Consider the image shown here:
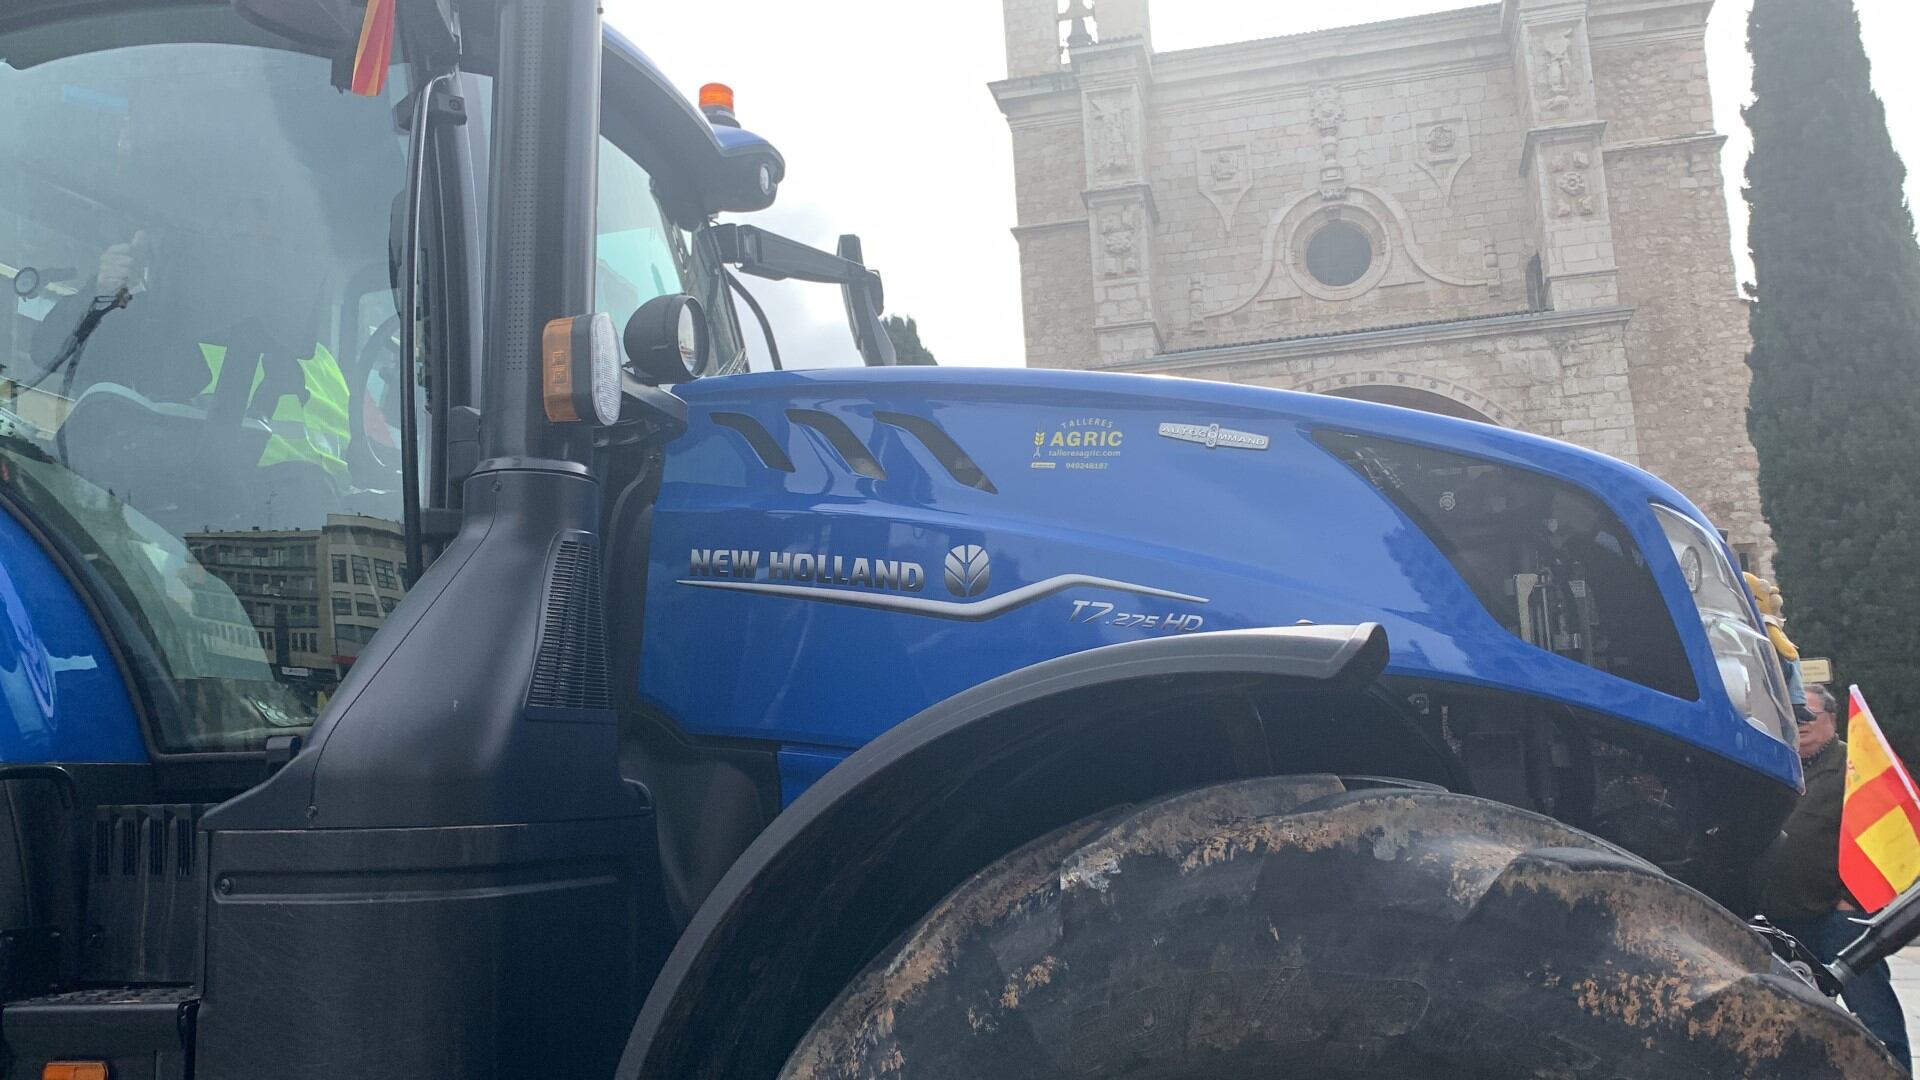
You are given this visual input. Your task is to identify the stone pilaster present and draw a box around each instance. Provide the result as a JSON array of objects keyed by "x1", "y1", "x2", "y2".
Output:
[
  {"x1": 1506, "y1": 0, "x2": 1619, "y2": 310},
  {"x1": 1073, "y1": 35, "x2": 1161, "y2": 367},
  {"x1": 1589, "y1": 0, "x2": 1773, "y2": 570}
]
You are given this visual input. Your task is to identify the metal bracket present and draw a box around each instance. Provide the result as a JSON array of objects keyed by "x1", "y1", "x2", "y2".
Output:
[
  {"x1": 1749, "y1": 915, "x2": 1845, "y2": 997},
  {"x1": 1831, "y1": 885, "x2": 1920, "y2": 988}
]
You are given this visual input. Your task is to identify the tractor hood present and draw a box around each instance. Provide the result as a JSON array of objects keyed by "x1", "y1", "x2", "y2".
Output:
[{"x1": 636, "y1": 367, "x2": 1800, "y2": 790}]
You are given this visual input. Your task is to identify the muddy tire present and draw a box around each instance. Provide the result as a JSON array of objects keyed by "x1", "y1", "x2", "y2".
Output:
[{"x1": 779, "y1": 775, "x2": 1901, "y2": 1079}]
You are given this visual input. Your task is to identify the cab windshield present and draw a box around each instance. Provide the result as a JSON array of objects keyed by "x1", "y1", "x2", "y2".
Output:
[{"x1": 0, "y1": 7, "x2": 421, "y2": 752}]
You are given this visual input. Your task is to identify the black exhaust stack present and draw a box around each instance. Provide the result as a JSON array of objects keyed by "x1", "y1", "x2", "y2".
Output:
[{"x1": 195, "y1": 1, "x2": 651, "y2": 1076}]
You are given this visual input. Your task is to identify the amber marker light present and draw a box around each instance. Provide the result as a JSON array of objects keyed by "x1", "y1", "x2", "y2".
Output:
[
  {"x1": 43, "y1": 1064, "x2": 109, "y2": 1080},
  {"x1": 542, "y1": 318, "x2": 578, "y2": 423},
  {"x1": 699, "y1": 82, "x2": 738, "y2": 126},
  {"x1": 542, "y1": 314, "x2": 620, "y2": 426}
]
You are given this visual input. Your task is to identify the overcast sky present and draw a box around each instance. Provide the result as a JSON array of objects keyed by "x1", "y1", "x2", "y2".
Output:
[{"x1": 604, "y1": 0, "x2": 1920, "y2": 371}]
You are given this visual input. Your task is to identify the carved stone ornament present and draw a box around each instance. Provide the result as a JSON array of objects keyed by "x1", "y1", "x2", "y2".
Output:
[
  {"x1": 1099, "y1": 205, "x2": 1140, "y2": 277},
  {"x1": 1538, "y1": 28, "x2": 1579, "y2": 115},
  {"x1": 1188, "y1": 274, "x2": 1206, "y2": 330},
  {"x1": 1199, "y1": 143, "x2": 1252, "y2": 232},
  {"x1": 1209, "y1": 148, "x2": 1241, "y2": 184},
  {"x1": 1414, "y1": 117, "x2": 1472, "y2": 203},
  {"x1": 1311, "y1": 85, "x2": 1348, "y2": 201},
  {"x1": 1551, "y1": 151, "x2": 1595, "y2": 217},
  {"x1": 1197, "y1": 187, "x2": 1491, "y2": 323},
  {"x1": 1309, "y1": 85, "x2": 1345, "y2": 132},
  {"x1": 1091, "y1": 97, "x2": 1134, "y2": 180}
]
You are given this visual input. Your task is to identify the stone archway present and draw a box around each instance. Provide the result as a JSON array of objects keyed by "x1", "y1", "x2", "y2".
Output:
[
  {"x1": 1322, "y1": 383, "x2": 1500, "y2": 425},
  {"x1": 1293, "y1": 369, "x2": 1516, "y2": 427}
]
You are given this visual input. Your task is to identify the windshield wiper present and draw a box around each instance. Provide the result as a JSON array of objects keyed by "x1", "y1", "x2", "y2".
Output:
[
  {"x1": 23, "y1": 285, "x2": 131, "y2": 396},
  {"x1": 24, "y1": 286, "x2": 133, "y2": 465}
]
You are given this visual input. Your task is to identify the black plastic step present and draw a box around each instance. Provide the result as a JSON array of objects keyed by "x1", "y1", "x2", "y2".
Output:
[
  {"x1": 3, "y1": 985, "x2": 196, "y2": 1080},
  {"x1": 11, "y1": 984, "x2": 196, "y2": 1006},
  {"x1": 84, "y1": 804, "x2": 209, "y2": 983}
]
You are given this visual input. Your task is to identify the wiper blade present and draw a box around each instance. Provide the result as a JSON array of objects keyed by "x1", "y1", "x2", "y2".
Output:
[{"x1": 22, "y1": 285, "x2": 132, "y2": 394}]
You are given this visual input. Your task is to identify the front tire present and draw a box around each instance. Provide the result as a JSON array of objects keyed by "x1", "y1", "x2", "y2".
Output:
[{"x1": 780, "y1": 775, "x2": 1901, "y2": 1079}]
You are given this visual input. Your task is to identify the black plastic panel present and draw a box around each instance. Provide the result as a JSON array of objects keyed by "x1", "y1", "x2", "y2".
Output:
[
  {"x1": 203, "y1": 467, "x2": 635, "y2": 832},
  {"x1": 81, "y1": 804, "x2": 206, "y2": 985},
  {"x1": 198, "y1": 815, "x2": 654, "y2": 1080}
]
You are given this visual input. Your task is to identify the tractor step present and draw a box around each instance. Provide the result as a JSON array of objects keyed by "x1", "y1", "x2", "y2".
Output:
[{"x1": 2, "y1": 985, "x2": 197, "y2": 1080}]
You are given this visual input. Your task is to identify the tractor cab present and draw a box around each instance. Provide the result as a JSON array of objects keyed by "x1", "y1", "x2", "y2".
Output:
[
  {"x1": 0, "y1": 1, "x2": 798, "y2": 765},
  {"x1": 0, "y1": 2, "x2": 872, "y2": 1071}
]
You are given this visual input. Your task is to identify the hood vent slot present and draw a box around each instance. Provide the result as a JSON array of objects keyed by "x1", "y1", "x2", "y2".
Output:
[
  {"x1": 873, "y1": 411, "x2": 998, "y2": 494},
  {"x1": 786, "y1": 409, "x2": 886, "y2": 480},
  {"x1": 711, "y1": 412, "x2": 795, "y2": 472}
]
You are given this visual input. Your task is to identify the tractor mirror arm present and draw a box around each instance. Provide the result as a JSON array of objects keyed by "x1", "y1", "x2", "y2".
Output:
[
  {"x1": 1831, "y1": 883, "x2": 1920, "y2": 986},
  {"x1": 706, "y1": 223, "x2": 896, "y2": 367}
]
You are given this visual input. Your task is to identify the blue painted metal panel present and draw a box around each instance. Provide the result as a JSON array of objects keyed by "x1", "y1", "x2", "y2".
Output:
[
  {"x1": 637, "y1": 367, "x2": 1799, "y2": 792},
  {"x1": 0, "y1": 508, "x2": 143, "y2": 763},
  {"x1": 776, "y1": 746, "x2": 849, "y2": 808},
  {"x1": 710, "y1": 125, "x2": 777, "y2": 156},
  {"x1": 602, "y1": 25, "x2": 670, "y2": 94},
  {"x1": 601, "y1": 25, "x2": 780, "y2": 162}
]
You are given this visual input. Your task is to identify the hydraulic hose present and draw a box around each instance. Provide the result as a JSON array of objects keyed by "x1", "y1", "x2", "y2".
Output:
[{"x1": 726, "y1": 268, "x2": 781, "y2": 371}]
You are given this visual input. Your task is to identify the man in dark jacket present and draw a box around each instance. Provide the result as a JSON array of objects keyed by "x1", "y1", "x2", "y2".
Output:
[{"x1": 1758, "y1": 683, "x2": 1911, "y2": 1069}]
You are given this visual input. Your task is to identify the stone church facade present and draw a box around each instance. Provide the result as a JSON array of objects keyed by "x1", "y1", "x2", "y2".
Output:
[{"x1": 992, "y1": 0, "x2": 1771, "y2": 567}]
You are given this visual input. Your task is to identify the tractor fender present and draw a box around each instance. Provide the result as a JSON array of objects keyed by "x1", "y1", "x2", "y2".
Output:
[{"x1": 617, "y1": 623, "x2": 1396, "y2": 1080}]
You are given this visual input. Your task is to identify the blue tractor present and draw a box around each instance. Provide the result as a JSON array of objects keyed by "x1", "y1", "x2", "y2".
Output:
[{"x1": 0, "y1": 0, "x2": 1911, "y2": 1077}]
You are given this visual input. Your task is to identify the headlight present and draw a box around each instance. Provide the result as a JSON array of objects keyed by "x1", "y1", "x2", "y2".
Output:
[
  {"x1": 1678, "y1": 545, "x2": 1703, "y2": 594},
  {"x1": 1652, "y1": 505, "x2": 1795, "y2": 744}
]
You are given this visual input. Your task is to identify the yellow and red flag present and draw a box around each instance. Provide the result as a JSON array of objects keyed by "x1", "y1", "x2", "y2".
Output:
[
  {"x1": 1840, "y1": 685, "x2": 1920, "y2": 911},
  {"x1": 349, "y1": 0, "x2": 397, "y2": 98}
]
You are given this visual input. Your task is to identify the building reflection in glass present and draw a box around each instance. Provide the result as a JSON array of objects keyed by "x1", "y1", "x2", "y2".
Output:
[{"x1": 186, "y1": 514, "x2": 406, "y2": 703}]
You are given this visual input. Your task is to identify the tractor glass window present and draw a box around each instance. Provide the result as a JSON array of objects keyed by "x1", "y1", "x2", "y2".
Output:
[
  {"x1": 464, "y1": 78, "x2": 747, "y2": 376},
  {"x1": 0, "y1": 8, "x2": 423, "y2": 751},
  {"x1": 1317, "y1": 432, "x2": 1697, "y2": 700},
  {"x1": 594, "y1": 138, "x2": 745, "y2": 376},
  {"x1": 597, "y1": 139, "x2": 684, "y2": 344}
]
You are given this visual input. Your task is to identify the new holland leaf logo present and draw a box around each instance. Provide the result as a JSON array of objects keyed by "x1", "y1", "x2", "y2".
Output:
[{"x1": 944, "y1": 545, "x2": 991, "y2": 598}]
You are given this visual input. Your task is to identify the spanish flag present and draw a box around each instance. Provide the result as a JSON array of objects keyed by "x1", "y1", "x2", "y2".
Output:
[
  {"x1": 349, "y1": 0, "x2": 396, "y2": 98},
  {"x1": 1840, "y1": 686, "x2": 1920, "y2": 912}
]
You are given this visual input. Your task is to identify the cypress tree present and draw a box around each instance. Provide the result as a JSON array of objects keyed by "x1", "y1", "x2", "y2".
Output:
[
  {"x1": 1746, "y1": 0, "x2": 1920, "y2": 749},
  {"x1": 883, "y1": 315, "x2": 938, "y2": 366}
]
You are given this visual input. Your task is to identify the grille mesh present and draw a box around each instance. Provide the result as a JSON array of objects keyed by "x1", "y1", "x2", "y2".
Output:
[{"x1": 527, "y1": 536, "x2": 611, "y2": 711}]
